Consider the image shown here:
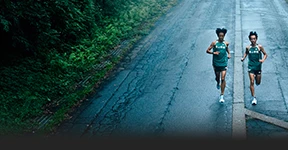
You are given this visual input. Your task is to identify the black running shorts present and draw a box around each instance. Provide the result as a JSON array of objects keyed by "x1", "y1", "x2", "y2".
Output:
[{"x1": 213, "y1": 66, "x2": 227, "y2": 72}]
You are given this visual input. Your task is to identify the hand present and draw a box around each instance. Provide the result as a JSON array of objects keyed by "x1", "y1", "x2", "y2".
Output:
[
  {"x1": 227, "y1": 54, "x2": 231, "y2": 59},
  {"x1": 259, "y1": 59, "x2": 265, "y2": 63},
  {"x1": 214, "y1": 51, "x2": 220, "y2": 55},
  {"x1": 241, "y1": 58, "x2": 244, "y2": 62}
]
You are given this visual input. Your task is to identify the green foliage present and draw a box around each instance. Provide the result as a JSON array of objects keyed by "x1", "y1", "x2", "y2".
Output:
[{"x1": 0, "y1": 0, "x2": 179, "y2": 135}]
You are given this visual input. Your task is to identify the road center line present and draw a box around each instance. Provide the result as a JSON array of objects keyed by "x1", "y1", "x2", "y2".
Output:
[{"x1": 232, "y1": 0, "x2": 246, "y2": 139}]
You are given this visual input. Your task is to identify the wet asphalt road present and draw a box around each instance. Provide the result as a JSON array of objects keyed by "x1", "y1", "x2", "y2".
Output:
[
  {"x1": 242, "y1": 0, "x2": 288, "y2": 139},
  {"x1": 51, "y1": 0, "x2": 288, "y2": 139}
]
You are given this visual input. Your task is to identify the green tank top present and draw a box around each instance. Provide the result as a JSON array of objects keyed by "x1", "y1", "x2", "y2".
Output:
[
  {"x1": 248, "y1": 45, "x2": 262, "y2": 71},
  {"x1": 212, "y1": 40, "x2": 228, "y2": 67}
]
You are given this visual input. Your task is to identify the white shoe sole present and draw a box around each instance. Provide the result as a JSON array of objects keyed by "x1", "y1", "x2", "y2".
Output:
[{"x1": 252, "y1": 100, "x2": 257, "y2": 105}]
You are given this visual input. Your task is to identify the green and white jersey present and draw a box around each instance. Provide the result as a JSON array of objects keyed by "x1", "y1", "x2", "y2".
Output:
[
  {"x1": 212, "y1": 40, "x2": 228, "y2": 67},
  {"x1": 248, "y1": 44, "x2": 262, "y2": 71}
]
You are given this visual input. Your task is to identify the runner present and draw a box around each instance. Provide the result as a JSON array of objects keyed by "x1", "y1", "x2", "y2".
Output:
[
  {"x1": 241, "y1": 31, "x2": 267, "y2": 105},
  {"x1": 206, "y1": 28, "x2": 231, "y2": 103}
]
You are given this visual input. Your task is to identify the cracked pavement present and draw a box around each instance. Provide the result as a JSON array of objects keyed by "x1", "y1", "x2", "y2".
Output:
[{"x1": 49, "y1": 0, "x2": 288, "y2": 139}]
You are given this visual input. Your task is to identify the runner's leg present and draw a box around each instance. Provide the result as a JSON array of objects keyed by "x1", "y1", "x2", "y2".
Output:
[
  {"x1": 214, "y1": 69, "x2": 220, "y2": 84},
  {"x1": 255, "y1": 72, "x2": 261, "y2": 85},
  {"x1": 249, "y1": 72, "x2": 255, "y2": 97},
  {"x1": 220, "y1": 70, "x2": 227, "y2": 95},
  {"x1": 214, "y1": 67, "x2": 220, "y2": 89}
]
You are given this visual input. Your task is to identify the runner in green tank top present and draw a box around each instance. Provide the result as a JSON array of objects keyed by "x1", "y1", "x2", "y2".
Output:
[
  {"x1": 206, "y1": 28, "x2": 231, "y2": 103},
  {"x1": 241, "y1": 31, "x2": 267, "y2": 105}
]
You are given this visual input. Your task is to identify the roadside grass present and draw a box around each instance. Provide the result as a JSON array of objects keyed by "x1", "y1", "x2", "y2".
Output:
[{"x1": 0, "y1": 0, "x2": 179, "y2": 136}]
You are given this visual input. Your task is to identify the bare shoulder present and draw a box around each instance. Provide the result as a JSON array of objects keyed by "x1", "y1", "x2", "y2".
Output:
[
  {"x1": 245, "y1": 45, "x2": 250, "y2": 50},
  {"x1": 257, "y1": 44, "x2": 264, "y2": 48},
  {"x1": 224, "y1": 41, "x2": 229, "y2": 46}
]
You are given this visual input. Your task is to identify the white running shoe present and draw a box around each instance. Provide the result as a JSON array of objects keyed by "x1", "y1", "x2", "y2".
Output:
[
  {"x1": 219, "y1": 95, "x2": 224, "y2": 103},
  {"x1": 252, "y1": 97, "x2": 257, "y2": 105}
]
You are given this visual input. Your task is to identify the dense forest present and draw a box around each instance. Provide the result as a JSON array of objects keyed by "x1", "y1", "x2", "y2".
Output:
[{"x1": 0, "y1": 0, "x2": 178, "y2": 135}]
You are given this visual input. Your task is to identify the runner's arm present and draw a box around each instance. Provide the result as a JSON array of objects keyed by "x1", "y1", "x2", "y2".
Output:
[
  {"x1": 206, "y1": 41, "x2": 218, "y2": 55},
  {"x1": 241, "y1": 46, "x2": 249, "y2": 62},
  {"x1": 259, "y1": 44, "x2": 267, "y2": 63},
  {"x1": 225, "y1": 41, "x2": 231, "y2": 59}
]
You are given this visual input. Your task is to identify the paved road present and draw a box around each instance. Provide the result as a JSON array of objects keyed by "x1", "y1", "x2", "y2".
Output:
[
  {"x1": 242, "y1": 0, "x2": 288, "y2": 139},
  {"x1": 49, "y1": 0, "x2": 288, "y2": 140}
]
